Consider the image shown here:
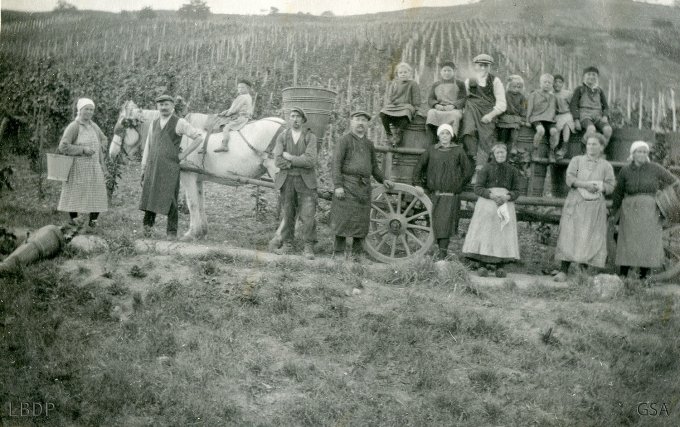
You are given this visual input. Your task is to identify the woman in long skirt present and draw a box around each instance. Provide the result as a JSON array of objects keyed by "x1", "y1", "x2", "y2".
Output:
[
  {"x1": 462, "y1": 143, "x2": 521, "y2": 277},
  {"x1": 412, "y1": 124, "x2": 473, "y2": 260},
  {"x1": 57, "y1": 98, "x2": 109, "y2": 228},
  {"x1": 611, "y1": 141, "x2": 679, "y2": 279},
  {"x1": 553, "y1": 133, "x2": 615, "y2": 282}
]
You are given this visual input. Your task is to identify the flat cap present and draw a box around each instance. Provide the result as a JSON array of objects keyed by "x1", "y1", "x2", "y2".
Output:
[
  {"x1": 155, "y1": 94, "x2": 175, "y2": 104},
  {"x1": 237, "y1": 78, "x2": 253, "y2": 87},
  {"x1": 350, "y1": 110, "x2": 372, "y2": 120},
  {"x1": 289, "y1": 106, "x2": 307, "y2": 122},
  {"x1": 473, "y1": 54, "x2": 494, "y2": 65},
  {"x1": 583, "y1": 66, "x2": 599, "y2": 75}
]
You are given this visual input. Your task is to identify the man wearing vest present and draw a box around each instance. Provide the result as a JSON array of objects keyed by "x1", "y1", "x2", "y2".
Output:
[
  {"x1": 140, "y1": 94, "x2": 204, "y2": 239},
  {"x1": 272, "y1": 107, "x2": 318, "y2": 259},
  {"x1": 460, "y1": 54, "x2": 507, "y2": 180}
]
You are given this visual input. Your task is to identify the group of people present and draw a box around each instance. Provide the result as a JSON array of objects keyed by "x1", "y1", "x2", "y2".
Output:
[
  {"x1": 55, "y1": 52, "x2": 677, "y2": 281},
  {"x1": 380, "y1": 55, "x2": 614, "y2": 173}
]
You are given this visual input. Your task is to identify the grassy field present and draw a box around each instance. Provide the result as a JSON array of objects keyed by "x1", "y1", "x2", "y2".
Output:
[{"x1": 1, "y1": 156, "x2": 680, "y2": 426}]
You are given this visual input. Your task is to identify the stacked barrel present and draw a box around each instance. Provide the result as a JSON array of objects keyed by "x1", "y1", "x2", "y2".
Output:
[{"x1": 281, "y1": 87, "x2": 337, "y2": 140}]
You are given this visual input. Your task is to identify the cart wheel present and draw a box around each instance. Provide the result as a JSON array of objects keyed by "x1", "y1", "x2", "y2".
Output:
[
  {"x1": 364, "y1": 182, "x2": 434, "y2": 263},
  {"x1": 651, "y1": 224, "x2": 680, "y2": 281}
]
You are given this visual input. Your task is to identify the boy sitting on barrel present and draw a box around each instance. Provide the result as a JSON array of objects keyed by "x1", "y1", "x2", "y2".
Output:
[{"x1": 570, "y1": 66, "x2": 613, "y2": 146}]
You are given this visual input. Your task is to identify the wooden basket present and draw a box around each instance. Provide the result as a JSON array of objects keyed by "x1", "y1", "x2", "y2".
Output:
[{"x1": 46, "y1": 153, "x2": 74, "y2": 181}]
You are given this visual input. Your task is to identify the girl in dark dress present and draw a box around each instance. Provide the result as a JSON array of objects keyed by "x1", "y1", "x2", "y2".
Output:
[{"x1": 413, "y1": 124, "x2": 473, "y2": 260}]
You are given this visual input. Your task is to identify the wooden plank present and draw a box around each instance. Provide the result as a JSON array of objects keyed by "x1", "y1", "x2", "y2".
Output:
[
  {"x1": 459, "y1": 191, "x2": 614, "y2": 209},
  {"x1": 181, "y1": 165, "x2": 276, "y2": 188},
  {"x1": 180, "y1": 164, "x2": 333, "y2": 200}
]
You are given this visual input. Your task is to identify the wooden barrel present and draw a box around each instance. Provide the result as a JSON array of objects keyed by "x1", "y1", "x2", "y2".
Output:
[
  {"x1": 518, "y1": 126, "x2": 550, "y2": 197},
  {"x1": 550, "y1": 164, "x2": 569, "y2": 198},
  {"x1": 517, "y1": 175, "x2": 529, "y2": 196},
  {"x1": 665, "y1": 132, "x2": 680, "y2": 164},
  {"x1": 0, "y1": 225, "x2": 63, "y2": 272},
  {"x1": 566, "y1": 129, "x2": 585, "y2": 159},
  {"x1": 282, "y1": 87, "x2": 337, "y2": 139},
  {"x1": 657, "y1": 181, "x2": 680, "y2": 223},
  {"x1": 391, "y1": 115, "x2": 430, "y2": 184},
  {"x1": 605, "y1": 127, "x2": 655, "y2": 162}
]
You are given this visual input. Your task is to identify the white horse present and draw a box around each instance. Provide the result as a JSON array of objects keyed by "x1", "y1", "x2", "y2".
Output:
[
  {"x1": 109, "y1": 100, "x2": 158, "y2": 160},
  {"x1": 110, "y1": 102, "x2": 284, "y2": 241}
]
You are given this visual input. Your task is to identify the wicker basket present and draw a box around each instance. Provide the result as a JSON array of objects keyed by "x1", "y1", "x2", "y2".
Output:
[{"x1": 46, "y1": 153, "x2": 74, "y2": 181}]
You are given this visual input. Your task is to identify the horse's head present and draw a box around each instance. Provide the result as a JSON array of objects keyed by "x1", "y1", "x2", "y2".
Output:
[{"x1": 109, "y1": 100, "x2": 146, "y2": 158}]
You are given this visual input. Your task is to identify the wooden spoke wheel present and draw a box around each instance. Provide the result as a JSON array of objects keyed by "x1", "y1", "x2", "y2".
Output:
[
  {"x1": 651, "y1": 224, "x2": 680, "y2": 281},
  {"x1": 364, "y1": 183, "x2": 434, "y2": 263}
]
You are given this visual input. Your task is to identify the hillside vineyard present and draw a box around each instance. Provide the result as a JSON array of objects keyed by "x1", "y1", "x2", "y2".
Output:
[{"x1": 1, "y1": 10, "x2": 679, "y2": 148}]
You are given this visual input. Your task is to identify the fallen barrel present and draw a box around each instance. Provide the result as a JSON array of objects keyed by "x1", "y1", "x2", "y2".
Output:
[{"x1": 0, "y1": 225, "x2": 64, "y2": 272}]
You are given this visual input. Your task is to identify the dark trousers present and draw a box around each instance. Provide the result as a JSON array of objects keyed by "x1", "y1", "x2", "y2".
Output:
[
  {"x1": 334, "y1": 236, "x2": 364, "y2": 254},
  {"x1": 280, "y1": 176, "x2": 317, "y2": 244},
  {"x1": 143, "y1": 203, "x2": 178, "y2": 236},
  {"x1": 69, "y1": 212, "x2": 99, "y2": 221},
  {"x1": 619, "y1": 265, "x2": 650, "y2": 279},
  {"x1": 379, "y1": 113, "x2": 410, "y2": 136}
]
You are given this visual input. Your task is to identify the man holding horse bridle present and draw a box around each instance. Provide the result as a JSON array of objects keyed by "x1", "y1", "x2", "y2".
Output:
[{"x1": 140, "y1": 94, "x2": 205, "y2": 239}]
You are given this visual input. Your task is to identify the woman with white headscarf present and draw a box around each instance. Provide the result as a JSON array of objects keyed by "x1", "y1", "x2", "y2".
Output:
[
  {"x1": 462, "y1": 143, "x2": 521, "y2": 278},
  {"x1": 413, "y1": 124, "x2": 473, "y2": 260},
  {"x1": 57, "y1": 98, "x2": 109, "y2": 228},
  {"x1": 611, "y1": 141, "x2": 678, "y2": 279}
]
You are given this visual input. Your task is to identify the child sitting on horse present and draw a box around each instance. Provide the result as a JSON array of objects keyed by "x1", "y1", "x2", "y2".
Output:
[
  {"x1": 380, "y1": 62, "x2": 421, "y2": 147},
  {"x1": 214, "y1": 78, "x2": 254, "y2": 153}
]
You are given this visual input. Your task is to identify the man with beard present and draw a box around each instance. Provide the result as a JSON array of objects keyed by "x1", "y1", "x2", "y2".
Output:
[
  {"x1": 140, "y1": 94, "x2": 205, "y2": 239},
  {"x1": 460, "y1": 54, "x2": 507, "y2": 180},
  {"x1": 331, "y1": 111, "x2": 394, "y2": 261}
]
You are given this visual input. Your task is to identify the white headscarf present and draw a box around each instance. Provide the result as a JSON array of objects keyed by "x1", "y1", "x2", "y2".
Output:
[
  {"x1": 77, "y1": 98, "x2": 95, "y2": 112},
  {"x1": 437, "y1": 124, "x2": 454, "y2": 138},
  {"x1": 628, "y1": 140, "x2": 650, "y2": 162}
]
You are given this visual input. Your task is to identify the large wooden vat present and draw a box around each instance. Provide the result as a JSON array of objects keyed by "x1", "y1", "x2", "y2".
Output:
[
  {"x1": 281, "y1": 87, "x2": 337, "y2": 140},
  {"x1": 390, "y1": 115, "x2": 431, "y2": 184}
]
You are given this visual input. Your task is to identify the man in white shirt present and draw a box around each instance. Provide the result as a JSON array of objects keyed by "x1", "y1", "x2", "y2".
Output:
[{"x1": 460, "y1": 54, "x2": 507, "y2": 175}]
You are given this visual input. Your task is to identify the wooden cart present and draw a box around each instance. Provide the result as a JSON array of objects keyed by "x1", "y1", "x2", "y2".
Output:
[{"x1": 363, "y1": 116, "x2": 680, "y2": 281}]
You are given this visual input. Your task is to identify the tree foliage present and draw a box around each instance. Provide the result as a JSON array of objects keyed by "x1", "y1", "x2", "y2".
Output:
[
  {"x1": 53, "y1": 0, "x2": 77, "y2": 13},
  {"x1": 138, "y1": 6, "x2": 156, "y2": 20},
  {"x1": 177, "y1": 0, "x2": 211, "y2": 20}
]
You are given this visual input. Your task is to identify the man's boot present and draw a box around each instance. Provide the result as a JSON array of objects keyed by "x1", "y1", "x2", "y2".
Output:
[
  {"x1": 274, "y1": 242, "x2": 293, "y2": 255},
  {"x1": 303, "y1": 244, "x2": 315, "y2": 260}
]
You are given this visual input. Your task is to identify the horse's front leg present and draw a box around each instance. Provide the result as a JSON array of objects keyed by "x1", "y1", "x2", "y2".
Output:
[{"x1": 179, "y1": 171, "x2": 203, "y2": 241}]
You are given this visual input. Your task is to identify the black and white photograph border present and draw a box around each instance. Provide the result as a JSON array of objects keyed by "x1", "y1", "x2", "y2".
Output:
[{"x1": 1, "y1": 0, "x2": 679, "y2": 425}]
